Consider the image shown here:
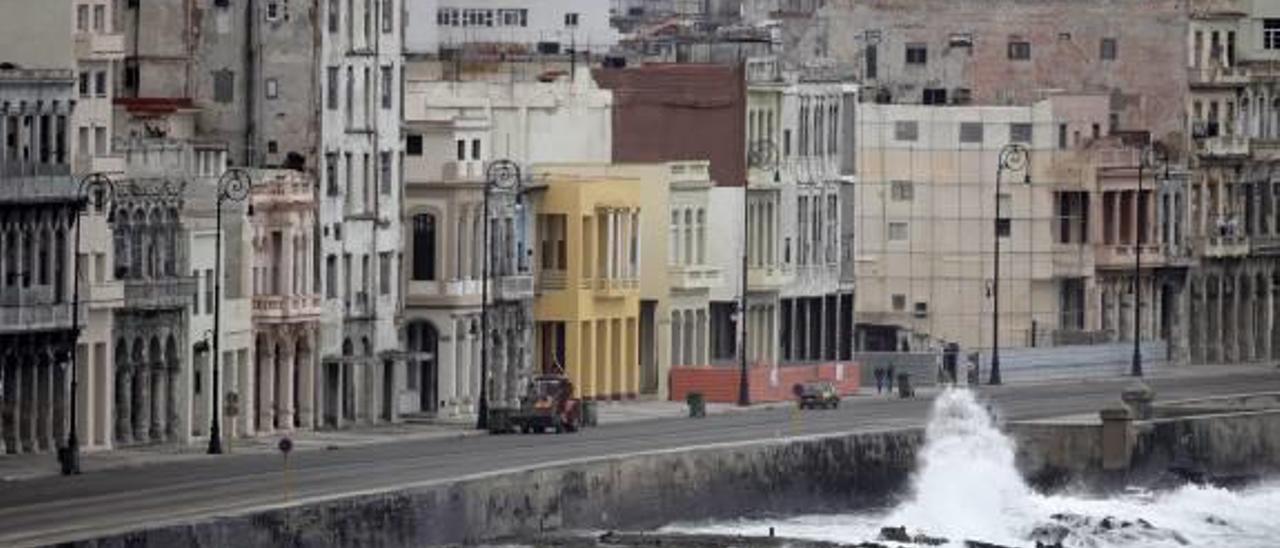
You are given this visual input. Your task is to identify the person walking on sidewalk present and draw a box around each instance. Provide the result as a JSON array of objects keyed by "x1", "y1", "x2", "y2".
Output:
[
  {"x1": 886, "y1": 364, "x2": 896, "y2": 394},
  {"x1": 874, "y1": 367, "x2": 885, "y2": 394}
]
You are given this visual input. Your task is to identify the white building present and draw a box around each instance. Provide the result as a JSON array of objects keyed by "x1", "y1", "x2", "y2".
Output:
[
  {"x1": 405, "y1": 0, "x2": 618, "y2": 56},
  {"x1": 401, "y1": 66, "x2": 612, "y2": 418},
  {"x1": 317, "y1": 0, "x2": 404, "y2": 427}
]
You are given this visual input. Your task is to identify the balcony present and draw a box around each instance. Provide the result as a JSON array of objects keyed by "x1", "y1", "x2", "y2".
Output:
[
  {"x1": 1251, "y1": 139, "x2": 1280, "y2": 162},
  {"x1": 537, "y1": 270, "x2": 567, "y2": 292},
  {"x1": 1252, "y1": 235, "x2": 1280, "y2": 256},
  {"x1": 494, "y1": 274, "x2": 534, "y2": 301},
  {"x1": 345, "y1": 291, "x2": 374, "y2": 320},
  {"x1": 1095, "y1": 244, "x2": 1167, "y2": 269},
  {"x1": 0, "y1": 301, "x2": 84, "y2": 335},
  {"x1": 73, "y1": 32, "x2": 125, "y2": 61},
  {"x1": 442, "y1": 160, "x2": 485, "y2": 182},
  {"x1": 668, "y1": 264, "x2": 723, "y2": 290},
  {"x1": 252, "y1": 178, "x2": 313, "y2": 209},
  {"x1": 747, "y1": 265, "x2": 792, "y2": 290},
  {"x1": 1202, "y1": 234, "x2": 1250, "y2": 258},
  {"x1": 593, "y1": 278, "x2": 639, "y2": 298},
  {"x1": 253, "y1": 294, "x2": 322, "y2": 322},
  {"x1": 122, "y1": 276, "x2": 197, "y2": 310},
  {"x1": 1187, "y1": 61, "x2": 1249, "y2": 89},
  {"x1": 1197, "y1": 135, "x2": 1250, "y2": 158}
]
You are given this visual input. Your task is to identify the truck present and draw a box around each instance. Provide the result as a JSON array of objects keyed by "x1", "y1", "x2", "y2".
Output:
[{"x1": 487, "y1": 375, "x2": 583, "y2": 434}]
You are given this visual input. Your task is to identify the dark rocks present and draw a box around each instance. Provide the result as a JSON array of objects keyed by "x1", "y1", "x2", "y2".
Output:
[{"x1": 876, "y1": 526, "x2": 946, "y2": 545}]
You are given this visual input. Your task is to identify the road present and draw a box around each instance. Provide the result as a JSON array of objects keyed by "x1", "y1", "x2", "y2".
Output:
[{"x1": 1, "y1": 369, "x2": 1278, "y2": 547}]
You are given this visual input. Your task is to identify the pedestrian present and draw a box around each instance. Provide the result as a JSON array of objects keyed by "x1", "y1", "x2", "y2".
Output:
[
  {"x1": 886, "y1": 364, "x2": 896, "y2": 394},
  {"x1": 874, "y1": 367, "x2": 885, "y2": 394}
]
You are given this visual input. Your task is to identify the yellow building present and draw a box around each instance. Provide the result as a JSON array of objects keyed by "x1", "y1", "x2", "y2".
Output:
[{"x1": 532, "y1": 166, "x2": 645, "y2": 400}]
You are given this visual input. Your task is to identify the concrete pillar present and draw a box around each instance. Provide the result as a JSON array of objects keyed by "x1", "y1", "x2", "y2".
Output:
[
  {"x1": 18, "y1": 359, "x2": 32, "y2": 453},
  {"x1": 133, "y1": 366, "x2": 149, "y2": 443},
  {"x1": 116, "y1": 368, "x2": 131, "y2": 443},
  {"x1": 600, "y1": 318, "x2": 613, "y2": 398},
  {"x1": 1100, "y1": 407, "x2": 1133, "y2": 471},
  {"x1": 258, "y1": 343, "x2": 275, "y2": 432},
  {"x1": 157, "y1": 361, "x2": 171, "y2": 441},
  {"x1": 1, "y1": 359, "x2": 13, "y2": 454},
  {"x1": 278, "y1": 341, "x2": 295, "y2": 430},
  {"x1": 37, "y1": 358, "x2": 53, "y2": 452},
  {"x1": 298, "y1": 339, "x2": 314, "y2": 429},
  {"x1": 470, "y1": 323, "x2": 481, "y2": 411}
]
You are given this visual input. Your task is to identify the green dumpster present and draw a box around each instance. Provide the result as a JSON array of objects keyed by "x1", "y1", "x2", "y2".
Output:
[
  {"x1": 580, "y1": 400, "x2": 598, "y2": 427},
  {"x1": 687, "y1": 392, "x2": 706, "y2": 418}
]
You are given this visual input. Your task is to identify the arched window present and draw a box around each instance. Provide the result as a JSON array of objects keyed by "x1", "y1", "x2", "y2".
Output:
[{"x1": 412, "y1": 212, "x2": 437, "y2": 281}]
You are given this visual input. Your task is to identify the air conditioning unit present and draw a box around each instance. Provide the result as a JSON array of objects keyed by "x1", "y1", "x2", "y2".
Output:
[{"x1": 913, "y1": 302, "x2": 929, "y2": 318}]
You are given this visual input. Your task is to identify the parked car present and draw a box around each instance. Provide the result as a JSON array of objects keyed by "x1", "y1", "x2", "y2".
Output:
[{"x1": 794, "y1": 381, "x2": 840, "y2": 410}]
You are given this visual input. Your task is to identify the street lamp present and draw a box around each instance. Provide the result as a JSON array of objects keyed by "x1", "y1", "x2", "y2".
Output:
[
  {"x1": 61, "y1": 172, "x2": 117, "y2": 475},
  {"x1": 1133, "y1": 142, "x2": 1168, "y2": 378},
  {"x1": 741, "y1": 140, "x2": 778, "y2": 407},
  {"x1": 990, "y1": 143, "x2": 1030, "y2": 386},
  {"x1": 208, "y1": 168, "x2": 253, "y2": 454},
  {"x1": 478, "y1": 159, "x2": 522, "y2": 430}
]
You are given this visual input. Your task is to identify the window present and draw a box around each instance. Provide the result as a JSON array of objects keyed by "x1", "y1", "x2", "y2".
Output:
[
  {"x1": 265, "y1": 78, "x2": 278, "y2": 99},
  {"x1": 949, "y1": 33, "x2": 973, "y2": 49},
  {"x1": 380, "y1": 152, "x2": 392, "y2": 194},
  {"x1": 94, "y1": 71, "x2": 107, "y2": 97},
  {"x1": 267, "y1": 140, "x2": 278, "y2": 154},
  {"x1": 94, "y1": 127, "x2": 106, "y2": 155},
  {"x1": 1100, "y1": 38, "x2": 1117, "y2": 60},
  {"x1": 865, "y1": 43, "x2": 878, "y2": 79},
  {"x1": 205, "y1": 269, "x2": 214, "y2": 311},
  {"x1": 380, "y1": 65, "x2": 392, "y2": 109},
  {"x1": 406, "y1": 134, "x2": 423, "y2": 156},
  {"x1": 379, "y1": 252, "x2": 391, "y2": 295},
  {"x1": 471, "y1": 139, "x2": 481, "y2": 160},
  {"x1": 326, "y1": 67, "x2": 338, "y2": 110},
  {"x1": 328, "y1": 0, "x2": 339, "y2": 32},
  {"x1": 1008, "y1": 41, "x2": 1031, "y2": 60},
  {"x1": 1092, "y1": 123, "x2": 1101, "y2": 139},
  {"x1": 892, "y1": 294, "x2": 906, "y2": 311},
  {"x1": 77, "y1": 4, "x2": 89, "y2": 31},
  {"x1": 79, "y1": 72, "x2": 90, "y2": 97},
  {"x1": 455, "y1": 139, "x2": 466, "y2": 161},
  {"x1": 922, "y1": 88, "x2": 947, "y2": 105},
  {"x1": 783, "y1": 129, "x2": 792, "y2": 157},
  {"x1": 1010, "y1": 123, "x2": 1033, "y2": 143},
  {"x1": 412, "y1": 214, "x2": 436, "y2": 281},
  {"x1": 499, "y1": 9, "x2": 527, "y2": 27},
  {"x1": 93, "y1": 4, "x2": 105, "y2": 32},
  {"x1": 213, "y1": 70, "x2": 235, "y2": 104},
  {"x1": 1058, "y1": 123, "x2": 1068, "y2": 149},
  {"x1": 905, "y1": 43, "x2": 927, "y2": 65},
  {"x1": 1267, "y1": 20, "x2": 1280, "y2": 50},
  {"x1": 894, "y1": 120, "x2": 918, "y2": 141},
  {"x1": 891, "y1": 181, "x2": 914, "y2": 201},
  {"x1": 326, "y1": 153, "x2": 338, "y2": 195},
  {"x1": 959, "y1": 122, "x2": 984, "y2": 143},
  {"x1": 564, "y1": 12, "x2": 579, "y2": 27},
  {"x1": 326, "y1": 255, "x2": 337, "y2": 298},
  {"x1": 381, "y1": 0, "x2": 393, "y2": 33},
  {"x1": 266, "y1": 1, "x2": 280, "y2": 21},
  {"x1": 888, "y1": 222, "x2": 908, "y2": 241},
  {"x1": 192, "y1": 270, "x2": 201, "y2": 315}
]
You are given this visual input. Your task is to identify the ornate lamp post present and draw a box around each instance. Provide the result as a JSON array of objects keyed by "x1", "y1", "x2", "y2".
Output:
[
  {"x1": 990, "y1": 144, "x2": 1030, "y2": 386},
  {"x1": 61, "y1": 172, "x2": 117, "y2": 475},
  {"x1": 1133, "y1": 143, "x2": 1168, "y2": 378},
  {"x1": 208, "y1": 168, "x2": 253, "y2": 454},
  {"x1": 478, "y1": 160, "x2": 522, "y2": 430}
]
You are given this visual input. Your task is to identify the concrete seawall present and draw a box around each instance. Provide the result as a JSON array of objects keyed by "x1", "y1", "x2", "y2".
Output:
[
  {"x1": 70, "y1": 393, "x2": 1280, "y2": 548},
  {"x1": 77, "y1": 429, "x2": 924, "y2": 547}
]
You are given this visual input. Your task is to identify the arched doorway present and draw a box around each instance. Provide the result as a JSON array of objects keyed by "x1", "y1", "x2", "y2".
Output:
[{"x1": 407, "y1": 321, "x2": 438, "y2": 414}]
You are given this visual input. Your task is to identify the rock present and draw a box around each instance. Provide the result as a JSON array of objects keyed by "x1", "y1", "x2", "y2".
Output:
[
  {"x1": 963, "y1": 541, "x2": 1019, "y2": 548},
  {"x1": 911, "y1": 532, "x2": 947, "y2": 546},
  {"x1": 878, "y1": 526, "x2": 911, "y2": 543}
]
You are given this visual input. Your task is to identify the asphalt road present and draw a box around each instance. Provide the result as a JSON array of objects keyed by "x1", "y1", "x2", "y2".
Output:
[{"x1": 2, "y1": 369, "x2": 1279, "y2": 547}]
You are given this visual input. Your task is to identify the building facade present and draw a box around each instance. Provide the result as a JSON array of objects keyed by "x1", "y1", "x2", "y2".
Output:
[{"x1": 406, "y1": 0, "x2": 619, "y2": 56}]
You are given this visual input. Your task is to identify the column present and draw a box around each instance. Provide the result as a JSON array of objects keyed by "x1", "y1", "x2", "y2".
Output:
[
  {"x1": 116, "y1": 366, "x2": 131, "y2": 443},
  {"x1": 133, "y1": 365, "x2": 149, "y2": 443},
  {"x1": 37, "y1": 357, "x2": 52, "y2": 451},
  {"x1": 278, "y1": 341, "x2": 295, "y2": 430},
  {"x1": 299, "y1": 337, "x2": 315, "y2": 429},
  {"x1": 258, "y1": 343, "x2": 275, "y2": 433},
  {"x1": 599, "y1": 319, "x2": 612, "y2": 398},
  {"x1": 612, "y1": 318, "x2": 624, "y2": 399},
  {"x1": 150, "y1": 360, "x2": 166, "y2": 441},
  {"x1": 580, "y1": 321, "x2": 595, "y2": 398},
  {"x1": 2, "y1": 358, "x2": 14, "y2": 453},
  {"x1": 696, "y1": 309, "x2": 707, "y2": 366},
  {"x1": 18, "y1": 358, "x2": 31, "y2": 452},
  {"x1": 470, "y1": 323, "x2": 481, "y2": 413},
  {"x1": 454, "y1": 321, "x2": 467, "y2": 411}
]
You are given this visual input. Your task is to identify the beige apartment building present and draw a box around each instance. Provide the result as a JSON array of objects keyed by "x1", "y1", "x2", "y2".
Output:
[{"x1": 854, "y1": 96, "x2": 1124, "y2": 353}]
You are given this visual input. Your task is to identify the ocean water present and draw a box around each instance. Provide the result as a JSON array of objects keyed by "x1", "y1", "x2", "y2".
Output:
[{"x1": 665, "y1": 389, "x2": 1280, "y2": 547}]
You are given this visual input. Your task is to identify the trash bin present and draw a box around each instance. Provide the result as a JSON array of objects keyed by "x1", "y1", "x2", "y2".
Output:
[
  {"x1": 897, "y1": 373, "x2": 914, "y2": 398},
  {"x1": 687, "y1": 392, "x2": 706, "y2": 418},
  {"x1": 580, "y1": 400, "x2": 598, "y2": 427}
]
